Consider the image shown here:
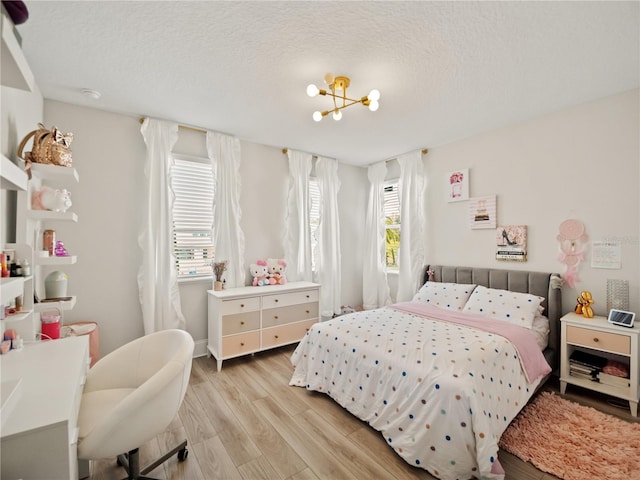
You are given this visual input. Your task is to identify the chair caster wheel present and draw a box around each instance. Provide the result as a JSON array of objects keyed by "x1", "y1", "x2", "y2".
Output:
[{"x1": 178, "y1": 447, "x2": 188, "y2": 462}]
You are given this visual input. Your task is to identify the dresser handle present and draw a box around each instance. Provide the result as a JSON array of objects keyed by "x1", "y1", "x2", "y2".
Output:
[
  {"x1": 593, "y1": 337, "x2": 599, "y2": 343},
  {"x1": 240, "y1": 304, "x2": 244, "y2": 308},
  {"x1": 306, "y1": 310, "x2": 310, "y2": 314},
  {"x1": 240, "y1": 342, "x2": 245, "y2": 347},
  {"x1": 274, "y1": 335, "x2": 279, "y2": 339},
  {"x1": 306, "y1": 294, "x2": 310, "y2": 298},
  {"x1": 275, "y1": 299, "x2": 279, "y2": 303},
  {"x1": 240, "y1": 321, "x2": 245, "y2": 325},
  {"x1": 274, "y1": 315, "x2": 278, "y2": 320}
]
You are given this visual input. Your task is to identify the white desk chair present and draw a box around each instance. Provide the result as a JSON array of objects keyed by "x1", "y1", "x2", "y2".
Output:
[{"x1": 77, "y1": 329, "x2": 194, "y2": 480}]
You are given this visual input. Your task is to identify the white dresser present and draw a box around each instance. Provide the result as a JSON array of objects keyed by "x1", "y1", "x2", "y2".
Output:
[
  {"x1": 207, "y1": 281, "x2": 320, "y2": 370},
  {"x1": 1, "y1": 336, "x2": 90, "y2": 479}
]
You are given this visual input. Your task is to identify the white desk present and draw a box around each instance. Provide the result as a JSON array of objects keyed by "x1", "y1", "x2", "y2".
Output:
[{"x1": 1, "y1": 336, "x2": 90, "y2": 480}]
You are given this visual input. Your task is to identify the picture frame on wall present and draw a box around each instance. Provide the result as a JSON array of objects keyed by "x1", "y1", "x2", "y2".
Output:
[
  {"x1": 496, "y1": 225, "x2": 527, "y2": 261},
  {"x1": 447, "y1": 169, "x2": 469, "y2": 202},
  {"x1": 468, "y1": 195, "x2": 496, "y2": 229}
]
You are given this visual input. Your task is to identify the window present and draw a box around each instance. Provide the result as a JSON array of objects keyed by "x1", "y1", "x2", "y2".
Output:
[
  {"x1": 384, "y1": 180, "x2": 400, "y2": 269},
  {"x1": 309, "y1": 177, "x2": 321, "y2": 271},
  {"x1": 171, "y1": 155, "x2": 215, "y2": 279}
]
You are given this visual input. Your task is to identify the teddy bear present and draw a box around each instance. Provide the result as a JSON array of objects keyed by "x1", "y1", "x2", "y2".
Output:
[
  {"x1": 266, "y1": 258, "x2": 287, "y2": 285},
  {"x1": 250, "y1": 260, "x2": 269, "y2": 286}
]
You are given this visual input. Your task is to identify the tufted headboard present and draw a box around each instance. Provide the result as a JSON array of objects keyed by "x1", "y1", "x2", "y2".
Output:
[{"x1": 423, "y1": 265, "x2": 562, "y2": 373}]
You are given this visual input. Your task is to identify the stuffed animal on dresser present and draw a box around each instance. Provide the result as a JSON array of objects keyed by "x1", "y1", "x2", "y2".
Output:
[
  {"x1": 266, "y1": 258, "x2": 287, "y2": 285},
  {"x1": 250, "y1": 260, "x2": 269, "y2": 286}
]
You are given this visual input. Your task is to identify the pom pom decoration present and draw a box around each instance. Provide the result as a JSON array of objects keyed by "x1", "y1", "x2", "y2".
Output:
[{"x1": 557, "y1": 219, "x2": 588, "y2": 288}]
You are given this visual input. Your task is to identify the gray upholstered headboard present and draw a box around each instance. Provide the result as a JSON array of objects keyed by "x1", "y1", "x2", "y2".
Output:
[{"x1": 423, "y1": 265, "x2": 562, "y2": 373}]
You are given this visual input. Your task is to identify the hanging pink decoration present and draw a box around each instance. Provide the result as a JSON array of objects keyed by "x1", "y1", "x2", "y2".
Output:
[{"x1": 556, "y1": 219, "x2": 588, "y2": 288}]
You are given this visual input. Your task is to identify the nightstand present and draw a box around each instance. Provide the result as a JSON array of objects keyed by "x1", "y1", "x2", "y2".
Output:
[{"x1": 560, "y1": 312, "x2": 639, "y2": 416}]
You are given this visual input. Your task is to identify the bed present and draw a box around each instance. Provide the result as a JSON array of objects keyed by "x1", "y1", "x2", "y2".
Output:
[{"x1": 290, "y1": 265, "x2": 562, "y2": 480}]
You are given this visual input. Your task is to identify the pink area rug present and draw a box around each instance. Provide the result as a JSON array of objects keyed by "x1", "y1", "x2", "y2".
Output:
[{"x1": 499, "y1": 391, "x2": 640, "y2": 480}]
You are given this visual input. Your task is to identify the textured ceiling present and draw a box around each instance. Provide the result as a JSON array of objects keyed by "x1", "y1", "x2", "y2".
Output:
[{"x1": 14, "y1": 1, "x2": 640, "y2": 166}]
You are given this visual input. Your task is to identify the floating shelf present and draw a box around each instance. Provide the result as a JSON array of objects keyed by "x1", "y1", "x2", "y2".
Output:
[
  {"x1": 35, "y1": 296, "x2": 77, "y2": 312},
  {"x1": 35, "y1": 255, "x2": 77, "y2": 266},
  {"x1": 1, "y1": 13, "x2": 35, "y2": 91},
  {"x1": 1, "y1": 154, "x2": 27, "y2": 191},
  {"x1": 30, "y1": 163, "x2": 79, "y2": 183},
  {"x1": 28, "y1": 210, "x2": 78, "y2": 222},
  {"x1": 1, "y1": 277, "x2": 24, "y2": 303}
]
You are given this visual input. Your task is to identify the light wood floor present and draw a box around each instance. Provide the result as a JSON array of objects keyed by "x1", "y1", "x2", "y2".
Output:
[{"x1": 88, "y1": 345, "x2": 637, "y2": 480}]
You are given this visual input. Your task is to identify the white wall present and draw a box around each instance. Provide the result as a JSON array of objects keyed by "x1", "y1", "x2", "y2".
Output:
[
  {"x1": 42, "y1": 101, "x2": 367, "y2": 355},
  {"x1": 15, "y1": 88, "x2": 637, "y2": 355},
  {"x1": 424, "y1": 89, "x2": 640, "y2": 316}
]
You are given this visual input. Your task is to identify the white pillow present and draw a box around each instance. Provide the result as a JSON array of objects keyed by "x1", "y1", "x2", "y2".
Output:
[
  {"x1": 412, "y1": 282, "x2": 477, "y2": 311},
  {"x1": 531, "y1": 314, "x2": 550, "y2": 350},
  {"x1": 462, "y1": 285, "x2": 543, "y2": 329}
]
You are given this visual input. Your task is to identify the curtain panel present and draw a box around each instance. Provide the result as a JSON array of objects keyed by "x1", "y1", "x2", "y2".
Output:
[
  {"x1": 138, "y1": 118, "x2": 186, "y2": 334},
  {"x1": 396, "y1": 150, "x2": 427, "y2": 302},
  {"x1": 284, "y1": 150, "x2": 313, "y2": 282},
  {"x1": 362, "y1": 161, "x2": 391, "y2": 310},
  {"x1": 315, "y1": 156, "x2": 342, "y2": 317},
  {"x1": 206, "y1": 132, "x2": 246, "y2": 288}
]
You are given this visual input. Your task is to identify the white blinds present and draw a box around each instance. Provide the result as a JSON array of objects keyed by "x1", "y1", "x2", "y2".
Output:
[
  {"x1": 309, "y1": 177, "x2": 320, "y2": 271},
  {"x1": 171, "y1": 157, "x2": 215, "y2": 278}
]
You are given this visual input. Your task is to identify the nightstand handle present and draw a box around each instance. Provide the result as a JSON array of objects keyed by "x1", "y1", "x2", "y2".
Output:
[{"x1": 593, "y1": 337, "x2": 599, "y2": 343}]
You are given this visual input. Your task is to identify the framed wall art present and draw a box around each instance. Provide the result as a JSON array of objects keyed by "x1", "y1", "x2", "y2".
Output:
[
  {"x1": 447, "y1": 169, "x2": 469, "y2": 202},
  {"x1": 496, "y1": 225, "x2": 527, "y2": 261},
  {"x1": 468, "y1": 195, "x2": 496, "y2": 229}
]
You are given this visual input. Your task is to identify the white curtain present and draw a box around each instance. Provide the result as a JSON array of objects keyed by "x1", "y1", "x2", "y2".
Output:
[
  {"x1": 206, "y1": 132, "x2": 246, "y2": 288},
  {"x1": 396, "y1": 150, "x2": 427, "y2": 302},
  {"x1": 138, "y1": 118, "x2": 185, "y2": 334},
  {"x1": 362, "y1": 161, "x2": 391, "y2": 310},
  {"x1": 315, "y1": 156, "x2": 342, "y2": 317},
  {"x1": 284, "y1": 149, "x2": 313, "y2": 282}
]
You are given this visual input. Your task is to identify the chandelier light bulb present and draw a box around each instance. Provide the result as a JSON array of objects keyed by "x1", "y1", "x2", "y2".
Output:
[
  {"x1": 333, "y1": 110, "x2": 342, "y2": 121},
  {"x1": 313, "y1": 111, "x2": 323, "y2": 122},
  {"x1": 368, "y1": 89, "x2": 380, "y2": 102},
  {"x1": 368, "y1": 100, "x2": 379, "y2": 112},
  {"x1": 307, "y1": 84, "x2": 319, "y2": 97}
]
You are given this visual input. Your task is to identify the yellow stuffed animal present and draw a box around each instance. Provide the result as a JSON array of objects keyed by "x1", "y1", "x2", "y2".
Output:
[{"x1": 575, "y1": 291, "x2": 594, "y2": 318}]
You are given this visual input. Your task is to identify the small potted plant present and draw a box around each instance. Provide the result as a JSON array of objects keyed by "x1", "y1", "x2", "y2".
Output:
[{"x1": 212, "y1": 261, "x2": 227, "y2": 291}]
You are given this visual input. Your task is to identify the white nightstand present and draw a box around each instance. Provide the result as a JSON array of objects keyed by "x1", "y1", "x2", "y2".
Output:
[{"x1": 560, "y1": 312, "x2": 639, "y2": 416}]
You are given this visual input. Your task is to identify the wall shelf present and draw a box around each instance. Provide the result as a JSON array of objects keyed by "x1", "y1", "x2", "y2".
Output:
[
  {"x1": 1, "y1": 277, "x2": 24, "y2": 304},
  {"x1": 1, "y1": 13, "x2": 35, "y2": 92},
  {"x1": 1, "y1": 154, "x2": 27, "y2": 191},
  {"x1": 35, "y1": 255, "x2": 77, "y2": 266},
  {"x1": 27, "y1": 210, "x2": 78, "y2": 222},
  {"x1": 29, "y1": 163, "x2": 79, "y2": 183},
  {"x1": 35, "y1": 296, "x2": 77, "y2": 313}
]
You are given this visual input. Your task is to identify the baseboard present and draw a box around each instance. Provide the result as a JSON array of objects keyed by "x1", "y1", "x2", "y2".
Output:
[{"x1": 193, "y1": 339, "x2": 208, "y2": 358}]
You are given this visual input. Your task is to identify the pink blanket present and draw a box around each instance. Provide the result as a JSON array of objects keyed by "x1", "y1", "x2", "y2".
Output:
[{"x1": 391, "y1": 302, "x2": 551, "y2": 384}]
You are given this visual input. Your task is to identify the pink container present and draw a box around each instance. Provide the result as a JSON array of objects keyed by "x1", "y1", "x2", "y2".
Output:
[{"x1": 41, "y1": 313, "x2": 61, "y2": 340}]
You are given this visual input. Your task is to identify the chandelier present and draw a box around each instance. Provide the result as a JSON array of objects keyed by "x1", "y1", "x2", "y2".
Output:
[{"x1": 306, "y1": 73, "x2": 380, "y2": 122}]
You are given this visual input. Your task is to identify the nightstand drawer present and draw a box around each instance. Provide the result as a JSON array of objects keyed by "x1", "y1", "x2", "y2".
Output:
[{"x1": 566, "y1": 325, "x2": 630, "y2": 355}]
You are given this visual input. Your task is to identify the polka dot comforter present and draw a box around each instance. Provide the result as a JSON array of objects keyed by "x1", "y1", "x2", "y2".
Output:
[{"x1": 290, "y1": 302, "x2": 551, "y2": 480}]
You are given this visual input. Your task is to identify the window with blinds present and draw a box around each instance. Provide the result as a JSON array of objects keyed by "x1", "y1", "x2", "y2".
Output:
[
  {"x1": 309, "y1": 177, "x2": 321, "y2": 272},
  {"x1": 171, "y1": 156, "x2": 215, "y2": 279},
  {"x1": 384, "y1": 180, "x2": 401, "y2": 269}
]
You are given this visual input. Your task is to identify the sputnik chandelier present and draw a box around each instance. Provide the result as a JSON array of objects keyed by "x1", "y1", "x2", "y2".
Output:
[{"x1": 306, "y1": 73, "x2": 380, "y2": 122}]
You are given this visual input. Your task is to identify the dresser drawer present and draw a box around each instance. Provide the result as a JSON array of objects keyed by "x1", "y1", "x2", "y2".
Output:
[
  {"x1": 262, "y1": 289, "x2": 319, "y2": 309},
  {"x1": 262, "y1": 302, "x2": 319, "y2": 328},
  {"x1": 222, "y1": 311, "x2": 260, "y2": 335},
  {"x1": 262, "y1": 319, "x2": 316, "y2": 348},
  {"x1": 221, "y1": 297, "x2": 260, "y2": 315},
  {"x1": 566, "y1": 325, "x2": 630, "y2": 355},
  {"x1": 222, "y1": 331, "x2": 260, "y2": 357}
]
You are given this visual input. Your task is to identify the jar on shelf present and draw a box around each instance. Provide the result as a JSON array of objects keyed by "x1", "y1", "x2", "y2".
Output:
[{"x1": 43, "y1": 229, "x2": 56, "y2": 256}]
